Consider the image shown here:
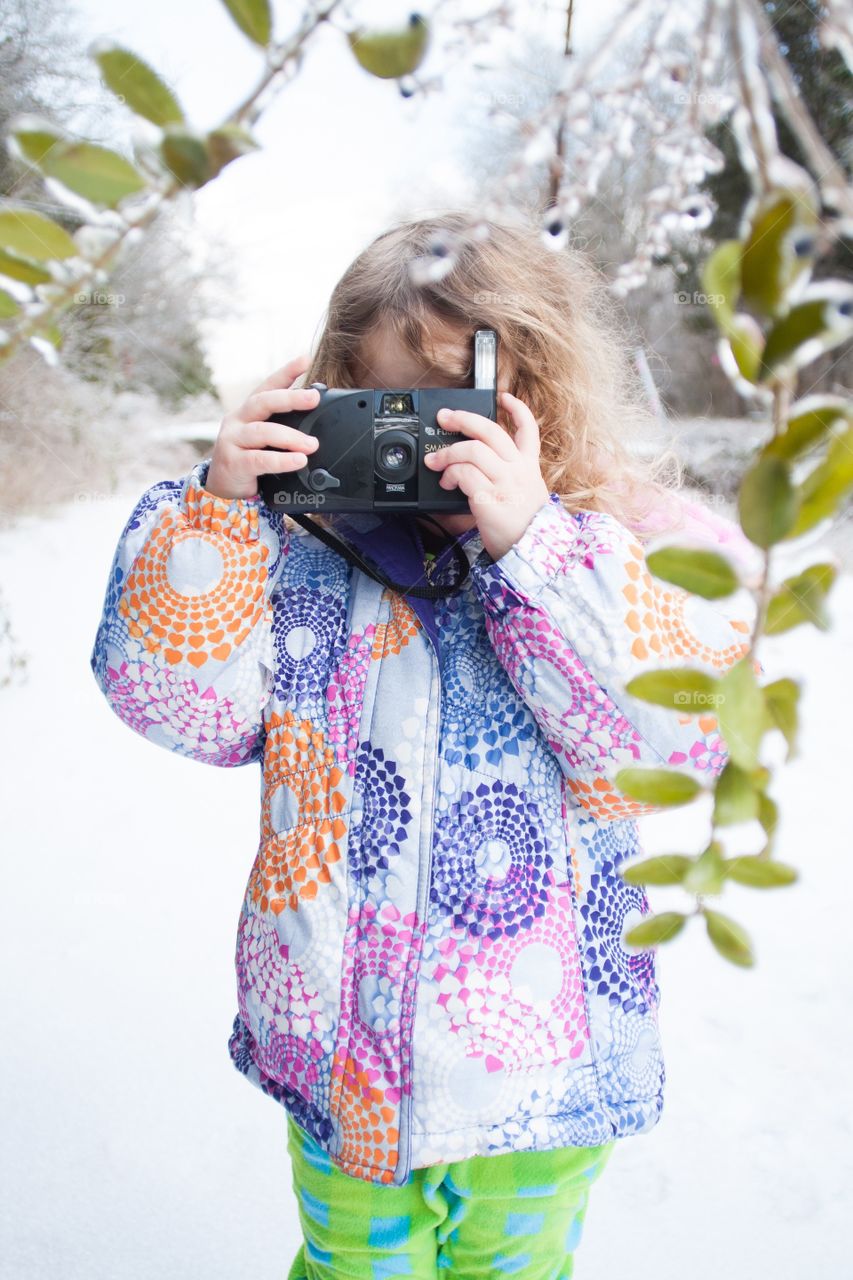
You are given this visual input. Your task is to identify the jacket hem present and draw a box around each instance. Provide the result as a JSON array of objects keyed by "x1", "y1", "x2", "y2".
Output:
[
  {"x1": 229, "y1": 1008, "x2": 663, "y2": 1184},
  {"x1": 409, "y1": 1093, "x2": 662, "y2": 1150}
]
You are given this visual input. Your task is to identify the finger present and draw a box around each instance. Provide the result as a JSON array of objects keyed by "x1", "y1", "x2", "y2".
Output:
[
  {"x1": 438, "y1": 462, "x2": 495, "y2": 496},
  {"x1": 253, "y1": 354, "x2": 313, "y2": 395},
  {"x1": 236, "y1": 418, "x2": 319, "y2": 452},
  {"x1": 498, "y1": 391, "x2": 540, "y2": 457},
  {"x1": 435, "y1": 406, "x2": 517, "y2": 463},
  {"x1": 426, "y1": 439, "x2": 505, "y2": 483},
  {"x1": 239, "y1": 387, "x2": 320, "y2": 423},
  {"x1": 248, "y1": 447, "x2": 309, "y2": 473}
]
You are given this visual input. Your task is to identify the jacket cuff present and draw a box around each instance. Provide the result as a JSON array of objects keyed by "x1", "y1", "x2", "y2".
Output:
[
  {"x1": 469, "y1": 492, "x2": 586, "y2": 616},
  {"x1": 181, "y1": 458, "x2": 263, "y2": 543}
]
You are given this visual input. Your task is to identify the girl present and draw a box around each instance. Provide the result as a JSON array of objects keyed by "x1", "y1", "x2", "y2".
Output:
[{"x1": 90, "y1": 211, "x2": 757, "y2": 1278}]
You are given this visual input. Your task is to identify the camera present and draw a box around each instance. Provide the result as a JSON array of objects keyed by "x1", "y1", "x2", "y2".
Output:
[{"x1": 257, "y1": 328, "x2": 498, "y2": 514}]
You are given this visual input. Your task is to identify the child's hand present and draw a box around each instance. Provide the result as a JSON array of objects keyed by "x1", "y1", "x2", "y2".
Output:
[
  {"x1": 426, "y1": 390, "x2": 551, "y2": 562},
  {"x1": 206, "y1": 354, "x2": 322, "y2": 501}
]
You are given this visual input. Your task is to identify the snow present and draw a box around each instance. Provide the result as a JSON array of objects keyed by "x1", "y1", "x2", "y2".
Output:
[{"x1": 1, "y1": 477, "x2": 851, "y2": 1279}]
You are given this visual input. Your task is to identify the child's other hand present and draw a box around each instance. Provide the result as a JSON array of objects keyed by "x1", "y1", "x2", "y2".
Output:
[
  {"x1": 206, "y1": 355, "x2": 322, "y2": 501},
  {"x1": 426, "y1": 391, "x2": 551, "y2": 562}
]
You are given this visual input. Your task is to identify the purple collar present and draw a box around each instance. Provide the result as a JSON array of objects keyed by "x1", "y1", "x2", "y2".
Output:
[{"x1": 320, "y1": 510, "x2": 479, "y2": 654}]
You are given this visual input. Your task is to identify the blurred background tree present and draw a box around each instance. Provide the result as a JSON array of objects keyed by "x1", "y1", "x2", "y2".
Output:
[{"x1": 0, "y1": 0, "x2": 219, "y2": 406}]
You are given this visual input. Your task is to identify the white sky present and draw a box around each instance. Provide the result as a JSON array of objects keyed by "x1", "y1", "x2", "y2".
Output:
[{"x1": 69, "y1": 0, "x2": 618, "y2": 402}]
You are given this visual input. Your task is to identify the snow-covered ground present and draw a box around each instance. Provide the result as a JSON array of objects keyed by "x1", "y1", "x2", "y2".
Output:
[{"x1": 1, "y1": 473, "x2": 851, "y2": 1280}]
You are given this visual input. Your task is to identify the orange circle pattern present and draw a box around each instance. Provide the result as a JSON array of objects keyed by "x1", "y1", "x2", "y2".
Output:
[
  {"x1": 250, "y1": 710, "x2": 349, "y2": 916},
  {"x1": 622, "y1": 540, "x2": 751, "y2": 667},
  {"x1": 372, "y1": 590, "x2": 422, "y2": 659},
  {"x1": 118, "y1": 502, "x2": 268, "y2": 670}
]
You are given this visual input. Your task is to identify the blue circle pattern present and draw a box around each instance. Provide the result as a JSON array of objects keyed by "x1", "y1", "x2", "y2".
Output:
[
  {"x1": 429, "y1": 780, "x2": 552, "y2": 937},
  {"x1": 284, "y1": 538, "x2": 351, "y2": 594},
  {"x1": 347, "y1": 744, "x2": 414, "y2": 889},
  {"x1": 581, "y1": 860, "x2": 655, "y2": 1017},
  {"x1": 438, "y1": 594, "x2": 543, "y2": 779},
  {"x1": 271, "y1": 585, "x2": 348, "y2": 716}
]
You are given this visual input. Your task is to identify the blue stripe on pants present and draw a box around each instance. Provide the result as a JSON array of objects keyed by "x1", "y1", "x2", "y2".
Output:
[{"x1": 285, "y1": 1114, "x2": 615, "y2": 1280}]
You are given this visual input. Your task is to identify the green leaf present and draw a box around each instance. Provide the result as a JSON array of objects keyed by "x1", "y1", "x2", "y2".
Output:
[
  {"x1": 220, "y1": 0, "x2": 272, "y2": 45},
  {"x1": 0, "y1": 287, "x2": 20, "y2": 318},
  {"x1": 614, "y1": 767, "x2": 702, "y2": 806},
  {"x1": 700, "y1": 236, "x2": 764, "y2": 385},
  {"x1": 0, "y1": 246, "x2": 52, "y2": 285},
  {"x1": 621, "y1": 855, "x2": 693, "y2": 886},
  {"x1": 759, "y1": 285, "x2": 853, "y2": 380},
  {"x1": 763, "y1": 396, "x2": 853, "y2": 463},
  {"x1": 646, "y1": 545, "x2": 740, "y2": 599},
  {"x1": 787, "y1": 426, "x2": 853, "y2": 537},
  {"x1": 683, "y1": 841, "x2": 726, "y2": 895},
  {"x1": 16, "y1": 125, "x2": 146, "y2": 206},
  {"x1": 12, "y1": 123, "x2": 62, "y2": 166},
  {"x1": 701, "y1": 239, "x2": 742, "y2": 328},
  {"x1": 205, "y1": 124, "x2": 260, "y2": 178},
  {"x1": 92, "y1": 44, "x2": 184, "y2": 126},
  {"x1": 0, "y1": 207, "x2": 78, "y2": 261},
  {"x1": 739, "y1": 188, "x2": 818, "y2": 319},
  {"x1": 758, "y1": 792, "x2": 780, "y2": 849},
  {"x1": 716, "y1": 658, "x2": 765, "y2": 771},
  {"x1": 159, "y1": 128, "x2": 211, "y2": 187},
  {"x1": 704, "y1": 907, "x2": 755, "y2": 967},
  {"x1": 738, "y1": 455, "x2": 798, "y2": 548},
  {"x1": 624, "y1": 912, "x2": 687, "y2": 948},
  {"x1": 713, "y1": 762, "x2": 760, "y2": 826},
  {"x1": 347, "y1": 13, "x2": 431, "y2": 79},
  {"x1": 724, "y1": 856, "x2": 797, "y2": 888},
  {"x1": 763, "y1": 677, "x2": 799, "y2": 759},
  {"x1": 765, "y1": 562, "x2": 837, "y2": 634},
  {"x1": 48, "y1": 142, "x2": 144, "y2": 207},
  {"x1": 727, "y1": 313, "x2": 765, "y2": 383},
  {"x1": 625, "y1": 668, "x2": 721, "y2": 711}
]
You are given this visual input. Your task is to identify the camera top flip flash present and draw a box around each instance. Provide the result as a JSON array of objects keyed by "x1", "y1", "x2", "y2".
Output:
[{"x1": 473, "y1": 329, "x2": 496, "y2": 390}]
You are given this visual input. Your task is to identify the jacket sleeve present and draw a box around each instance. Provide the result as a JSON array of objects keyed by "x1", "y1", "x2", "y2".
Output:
[
  {"x1": 468, "y1": 493, "x2": 756, "y2": 822},
  {"x1": 90, "y1": 456, "x2": 288, "y2": 767}
]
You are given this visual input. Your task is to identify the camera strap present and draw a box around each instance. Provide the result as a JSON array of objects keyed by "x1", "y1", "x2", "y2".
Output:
[{"x1": 289, "y1": 510, "x2": 472, "y2": 600}]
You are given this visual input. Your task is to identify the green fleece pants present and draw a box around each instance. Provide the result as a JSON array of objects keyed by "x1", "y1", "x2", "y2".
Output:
[{"x1": 285, "y1": 1114, "x2": 616, "y2": 1279}]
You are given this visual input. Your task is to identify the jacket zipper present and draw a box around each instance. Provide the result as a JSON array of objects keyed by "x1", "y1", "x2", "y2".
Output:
[
  {"x1": 397, "y1": 525, "x2": 447, "y2": 1184},
  {"x1": 398, "y1": 648, "x2": 440, "y2": 1184}
]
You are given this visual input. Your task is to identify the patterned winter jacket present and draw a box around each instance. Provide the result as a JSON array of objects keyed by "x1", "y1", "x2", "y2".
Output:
[{"x1": 90, "y1": 455, "x2": 757, "y2": 1186}]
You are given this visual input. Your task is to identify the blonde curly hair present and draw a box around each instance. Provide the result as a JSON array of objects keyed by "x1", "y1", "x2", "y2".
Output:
[{"x1": 298, "y1": 208, "x2": 686, "y2": 536}]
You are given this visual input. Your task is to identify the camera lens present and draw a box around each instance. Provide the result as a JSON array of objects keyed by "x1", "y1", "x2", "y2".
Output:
[
  {"x1": 380, "y1": 442, "x2": 410, "y2": 470},
  {"x1": 375, "y1": 427, "x2": 417, "y2": 483}
]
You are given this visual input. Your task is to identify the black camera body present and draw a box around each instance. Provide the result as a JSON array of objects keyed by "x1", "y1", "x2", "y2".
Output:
[{"x1": 258, "y1": 328, "x2": 498, "y2": 514}]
